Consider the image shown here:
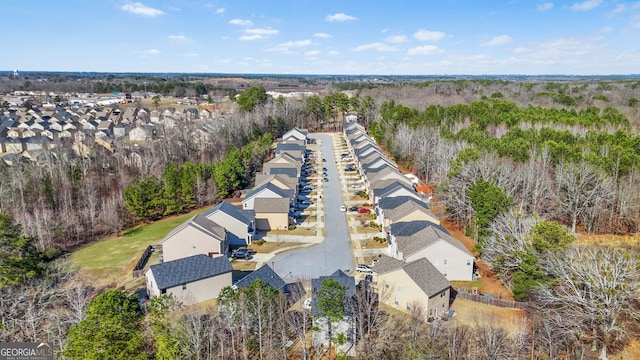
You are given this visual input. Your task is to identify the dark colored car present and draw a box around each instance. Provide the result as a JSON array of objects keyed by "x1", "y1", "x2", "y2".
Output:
[
  {"x1": 348, "y1": 206, "x2": 359, "y2": 212},
  {"x1": 345, "y1": 166, "x2": 355, "y2": 171}
]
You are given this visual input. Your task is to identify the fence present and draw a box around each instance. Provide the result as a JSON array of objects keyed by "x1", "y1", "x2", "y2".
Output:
[
  {"x1": 132, "y1": 245, "x2": 160, "y2": 277},
  {"x1": 452, "y1": 288, "x2": 529, "y2": 310}
]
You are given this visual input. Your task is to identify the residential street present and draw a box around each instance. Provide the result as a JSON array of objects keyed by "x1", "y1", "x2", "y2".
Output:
[{"x1": 270, "y1": 133, "x2": 354, "y2": 280}]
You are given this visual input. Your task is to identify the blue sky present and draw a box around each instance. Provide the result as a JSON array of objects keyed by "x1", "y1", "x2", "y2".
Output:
[{"x1": 1, "y1": 0, "x2": 639, "y2": 75}]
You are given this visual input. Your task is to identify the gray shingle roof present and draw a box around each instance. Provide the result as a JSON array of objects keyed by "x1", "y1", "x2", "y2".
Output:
[
  {"x1": 235, "y1": 265, "x2": 286, "y2": 290},
  {"x1": 149, "y1": 254, "x2": 232, "y2": 290},
  {"x1": 372, "y1": 180, "x2": 416, "y2": 198},
  {"x1": 371, "y1": 255, "x2": 405, "y2": 274},
  {"x1": 204, "y1": 201, "x2": 253, "y2": 225},
  {"x1": 402, "y1": 258, "x2": 451, "y2": 297},
  {"x1": 268, "y1": 167, "x2": 297, "y2": 178},
  {"x1": 163, "y1": 214, "x2": 226, "y2": 243},
  {"x1": 254, "y1": 197, "x2": 290, "y2": 213},
  {"x1": 392, "y1": 221, "x2": 472, "y2": 258},
  {"x1": 245, "y1": 182, "x2": 293, "y2": 202},
  {"x1": 379, "y1": 196, "x2": 437, "y2": 222},
  {"x1": 254, "y1": 173, "x2": 297, "y2": 191}
]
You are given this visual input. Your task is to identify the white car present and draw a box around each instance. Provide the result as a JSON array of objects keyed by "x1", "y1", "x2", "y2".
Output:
[
  {"x1": 356, "y1": 264, "x2": 373, "y2": 273},
  {"x1": 340, "y1": 205, "x2": 346, "y2": 212}
]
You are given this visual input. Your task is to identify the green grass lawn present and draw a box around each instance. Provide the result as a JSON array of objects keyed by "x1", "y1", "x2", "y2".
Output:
[{"x1": 69, "y1": 208, "x2": 207, "y2": 286}]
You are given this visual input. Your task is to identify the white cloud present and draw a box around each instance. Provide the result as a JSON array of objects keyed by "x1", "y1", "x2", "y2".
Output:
[
  {"x1": 229, "y1": 19, "x2": 253, "y2": 26},
  {"x1": 352, "y1": 42, "x2": 398, "y2": 52},
  {"x1": 570, "y1": 0, "x2": 602, "y2": 11},
  {"x1": 216, "y1": 8, "x2": 225, "y2": 14},
  {"x1": 536, "y1": 2, "x2": 554, "y2": 11},
  {"x1": 385, "y1": 35, "x2": 408, "y2": 43},
  {"x1": 267, "y1": 39, "x2": 311, "y2": 53},
  {"x1": 610, "y1": 2, "x2": 640, "y2": 15},
  {"x1": 305, "y1": 50, "x2": 321, "y2": 57},
  {"x1": 325, "y1": 13, "x2": 357, "y2": 22},
  {"x1": 240, "y1": 34, "x2": 265, "y2": 41},
  {"x1": 328, "y1": 50, "x2": 339, "y2": 55},
  {"x1": 483, "y1": 35, "x2": 513, "y2": 46},
  {"x1": 279, "y1": 39, "x2": 311, "y2": 47},
  {"x1": 599, "y1": 26, "x2": 614, "y2": 33},
  {"x1": 143, "y1": 49, "x2": 161, "y2": 55},
  {"x1": 121, "y1": 2, "x2": 164, "y2": 17},
  {"x1": 245, "y1": 28, "x2": 279, "y2": 35},
  {"x1": 240, "y1": 27, "x2": 279, "y2": 41},
  {"x1": 413, "y1": 29, "x2": 446, "y2": 42},
  {"x1": 313, "y1": 32, "x2": 333, "y2": 38},
  {"x1": 407, "y1": 45, "x2": 443, "y2": 55},
  {"x1": 167, "y1": 35, "x2": 188, "y2": 41},
  {"x1": 183, "y1": 52, "x2": 199, "y2": 57}
]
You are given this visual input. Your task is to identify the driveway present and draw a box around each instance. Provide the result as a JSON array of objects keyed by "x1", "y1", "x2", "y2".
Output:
[{"x1": 270, "y1": 133, "x2": 354, "y2": 280}]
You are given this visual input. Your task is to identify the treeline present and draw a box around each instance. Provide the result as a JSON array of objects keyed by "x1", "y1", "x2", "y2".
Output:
[
  {"x1": 123, "y1": 133, "x2": 273, "y2": 221},
  {"x1": 374, "y1": 99, "x2": 640, "y2": 234},
  {"x1": 92, "y1": 80, "x2": 237, "y2": 98},
  {"x1": 0, "y1": 90, "x2": 308, "y2": 254}
]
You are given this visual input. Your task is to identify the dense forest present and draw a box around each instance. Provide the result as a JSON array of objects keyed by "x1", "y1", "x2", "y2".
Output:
[{"x1": 1, "y1": 76, "x2": 640, "y2": 359}]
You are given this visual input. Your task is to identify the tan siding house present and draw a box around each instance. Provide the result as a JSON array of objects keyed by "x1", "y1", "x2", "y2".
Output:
[
  {"x1": 162, "y1": 214, "x2": 228, "y2": 262},
  {"x1": 254, "y1": 198, "x2": 290, "y2": 231},
  {"x1": 146, "y1": 254, "x2": 232, "y2": 305},
  {"x1": 389, "y1": 221, "x2": 474, "y2": 281},
  {"x1": 374, "y1": 256, "x2": 451, "y2": 319}
]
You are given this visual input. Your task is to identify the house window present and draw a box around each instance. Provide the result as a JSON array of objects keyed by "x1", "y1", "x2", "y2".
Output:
[
  {"x1": 192, "y1": 244, "x2": 196, "y2": 249},
  {"x1": 398, "y1": 286, "x2": 403, "y2": 292},
  {"x1": 182, "y1": 283, "x2": 187, "y2": 290},
  {"x1": 440, "y1": 290, "x2": 446, "y2": 297},
  {"x1": 385, "y1": 281, "x2": 389, "y2": 289},
  {"x1": 443, "y1": 259, "x2": 447, "y2": 265},
  {"x1": 444, "y1": 272, "x2": 447, "y2": 277},
  {"x1": 406, "y1": 303, "x2": 411, "y2": 311},
  {"x1": 467, "y1": 259, "x2": 472, "y2": 266},
  {"x1": 394, "y1": 297, "x2": 399, "y2": 305}
]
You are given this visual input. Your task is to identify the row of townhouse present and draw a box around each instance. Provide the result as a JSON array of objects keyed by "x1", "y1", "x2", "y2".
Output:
[
  {"x1": 144, "y1": 127, "x2": 311, "y2": 305},
  {"x1": 344, "y1": 121, "x2": 475, "y2": 319},
  {"x1": 0, "y1": 105, "x2": 219, "y2": 160}
]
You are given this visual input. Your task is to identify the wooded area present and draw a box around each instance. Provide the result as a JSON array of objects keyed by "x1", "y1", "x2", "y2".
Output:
[{"x1": 1, "y1": 76, "x2": 639, "y2": 359}]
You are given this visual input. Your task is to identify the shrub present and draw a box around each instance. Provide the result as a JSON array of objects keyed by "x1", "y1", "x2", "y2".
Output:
[
  {"x1": 288, "y1": 225, "x2": 295, "y2": 230},
  {"x1": 254, "y1": 239, "x2": 266, "y2": 246}
]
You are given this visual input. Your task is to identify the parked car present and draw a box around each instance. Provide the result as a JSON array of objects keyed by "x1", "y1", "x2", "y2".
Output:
[
  {"x1": 323, "y1": 167, "x2": 327, "y2": 171},
  {"x1": 348, "y1": 206, "x2": 359, "y2": 212},
  {"x1": 324, "y1": 177, "x2": 329, "y2": 182},
  {"x1": 322, "y1": 158, "x2": 326, "y2": 162},
  {"x1": 350, "y1": 184, "x2": 360, "y2": 188},
  {"x1": 345, "y1": 166, "x2": 355, "y2": 171},
  {"x1": 302, "y1": 185, "x2": 314, "y2": 191},
  {"x1": 356, "y1": 264, "x2": 372, "y2": 273},
  {"x1": 340, "y1": 205, "x2": 346, "y2": 212},
  {"x1": 357, "y1": 207, "x2": 371, "y2": 214},
  {"x1": 231, "y1": 250, "x2": 252, "y2": 260}
]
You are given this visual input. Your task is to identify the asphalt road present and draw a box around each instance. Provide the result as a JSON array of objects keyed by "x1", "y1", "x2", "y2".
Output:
[{"x1": 270, "y1": 133, "x2": 354, "y2": 280}]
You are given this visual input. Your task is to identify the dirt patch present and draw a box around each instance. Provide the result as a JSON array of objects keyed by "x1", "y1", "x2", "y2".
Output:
[
  {"x1": 231, "y1": 261, "x2": 257, "y2": 271},
  {"x1": 249, "y1": 242, "x2": 300, "y2": 254},
  {"x1": 449, "y1": 298, "x2": 526, "y2": 336},
  {"x1": 440, "y1": 218, "x2": 515, "y2": 301},
  {"x1": 360, "y1": 239, "x2": 387, "y2": 249}
]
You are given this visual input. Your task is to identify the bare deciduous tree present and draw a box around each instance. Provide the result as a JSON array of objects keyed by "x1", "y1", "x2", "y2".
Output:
[{"x1": 536, "y1": 246, "x2": 640, "y2": 360}]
